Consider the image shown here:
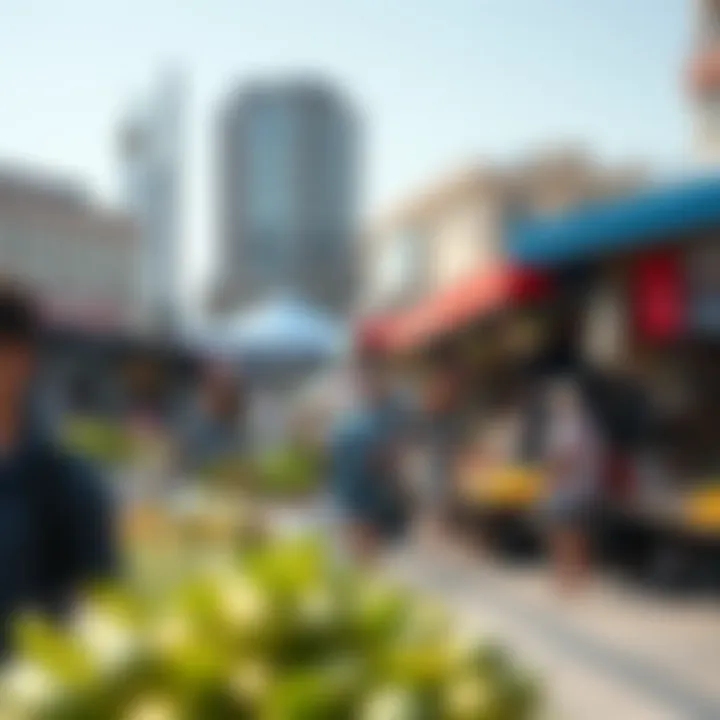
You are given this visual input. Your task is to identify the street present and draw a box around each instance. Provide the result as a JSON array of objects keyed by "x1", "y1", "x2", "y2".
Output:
[
  {"x1": 271, "y1": 502, "x2": 720, "y2": 719},
  {"x1": 386, "y1": 542, "x2": 720, "y2": 720}
]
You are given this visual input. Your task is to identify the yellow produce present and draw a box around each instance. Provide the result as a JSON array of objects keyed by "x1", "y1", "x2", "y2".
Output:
[
  {"x1": 683, "y1": 485, "x2": 720, "y2": 531},
  {"x1": 462, "y1": 465, "x2": 544, "y2": 509}
]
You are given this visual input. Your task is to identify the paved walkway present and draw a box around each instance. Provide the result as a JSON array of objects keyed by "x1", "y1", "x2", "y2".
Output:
[
  {"x1": 269, "y1": 502, "x2": 720, "y2": 719},
  {"x1": 386, "y1": 543, "x2": 720, "y2": 720}
]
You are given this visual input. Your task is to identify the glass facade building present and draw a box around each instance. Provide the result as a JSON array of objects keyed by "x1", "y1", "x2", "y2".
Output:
[{"x1": 215, "y1": 79, "x2": 358, "y2": 317}]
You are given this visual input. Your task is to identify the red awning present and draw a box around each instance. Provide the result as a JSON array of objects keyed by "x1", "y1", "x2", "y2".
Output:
[{"x1": 377, "y1": 264, "x2": 551, "y2": 351}]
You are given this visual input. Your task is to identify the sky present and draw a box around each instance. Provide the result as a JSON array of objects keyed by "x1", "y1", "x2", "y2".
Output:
[{"x1": 0, "y1": 0, "x2": 692, "y2": 302}]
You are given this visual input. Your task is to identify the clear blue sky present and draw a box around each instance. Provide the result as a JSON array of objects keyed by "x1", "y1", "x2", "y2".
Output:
[{"x1": 0, "y1": 0, "x2": 692, "y2": 296}]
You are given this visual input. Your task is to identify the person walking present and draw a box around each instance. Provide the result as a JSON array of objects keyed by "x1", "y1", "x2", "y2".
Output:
[
  {"x1": 542, "y1": 378, "x2": 602, "y2": 594},
  {"x1": 0, "y1": 282, "x2": 117, "y2": 655},
  {"x1": 329, "y1": 351, "x2": 409, "y2": 563}
]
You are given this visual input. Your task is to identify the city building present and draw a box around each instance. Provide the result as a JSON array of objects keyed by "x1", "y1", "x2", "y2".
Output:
[
  {"x1": 689, "y1": 0, "x2": 720, "y2": 164},
  {"x1": 0, "y1": 167, "x2": 141, "y2": 332},
  {"x1": 119, "y1": 72, "x2": 184, "y2": 333},
  {"x1": 212, "y1": 77, "x2": 358, "y2": 317},
  {"x1": 361, "y1": 150, "x2": 643, "y2": 318}
]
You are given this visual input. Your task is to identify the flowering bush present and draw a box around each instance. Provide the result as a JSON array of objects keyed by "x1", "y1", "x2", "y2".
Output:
[{"x1": 0, "y1": 539, "x2": 539, "y2": 719}]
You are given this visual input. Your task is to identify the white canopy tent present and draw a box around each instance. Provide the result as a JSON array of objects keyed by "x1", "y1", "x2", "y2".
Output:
[
  {"x1": 190, "y1": 296, "x2": 347, "y2": 364},
  {"x1": 187, "y1": 297, "x2": 350, "y2": 448}
]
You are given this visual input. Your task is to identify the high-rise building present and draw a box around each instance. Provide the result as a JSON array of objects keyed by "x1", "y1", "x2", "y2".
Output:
[
  {"x1": 689, "y1": 0, "x2": 720, "y2": 163},
  {"x1": 120, "y1": 73, "x2": 183, "y2": 332},
  {"x1": 213, "y1": 78, "x2": 358, "y2": 317}
]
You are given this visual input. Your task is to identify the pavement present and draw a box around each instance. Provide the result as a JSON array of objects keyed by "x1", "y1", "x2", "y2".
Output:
[
  {"x1": 270, "y1": 502, "x2": 720, "y2": 720},
  {"x1": 385, "y1": 541, "x2": 720, "y2": 720}
]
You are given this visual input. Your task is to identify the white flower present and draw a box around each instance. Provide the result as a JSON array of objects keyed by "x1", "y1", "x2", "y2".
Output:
[
  {"x1": 220, "y1": 580, "x2": 267, "y2": 629},
  {"x1": 74, "y1": 608, "x2": 135, "y2": 670},
  {"x1": 1, "y1": 660, "x2": 58, "y2": 711},
  {"x1": 228, "y1": 660, "x2": 270, "y2": 702},
  {"x1": 123, "y1": 695, "x2": 179, "y2": 720},
  {"x1": 444, "y1": 674, "x2": 491, "y2": 717},
  {"x1": 361, "y1": 687, "x2": 418, "y2": 720},
  {"x1": 150, "y1": 613, "x2": 193, "y2": 657}
]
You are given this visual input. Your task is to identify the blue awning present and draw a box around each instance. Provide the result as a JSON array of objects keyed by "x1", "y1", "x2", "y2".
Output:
[{"x1": 508, "y1": 175, "x2": 720, "y2": 266}]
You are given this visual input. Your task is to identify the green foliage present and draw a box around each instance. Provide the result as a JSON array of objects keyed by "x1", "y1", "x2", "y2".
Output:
[
  {"x1": 197, "y1": 445, "x2": 321, "y2": 498},
  {"x1": 61, "y1": 418, "x2": 135, "y2": 466},
  {"x1": 0, "y1": 539, "x2": 540, "y2": 719},
  {"x1": 196, "y1": 456, "x2": 255, "y2": 489},
  {"x1": 253, "y1": 446, "x2": 322, "y2": 498}
]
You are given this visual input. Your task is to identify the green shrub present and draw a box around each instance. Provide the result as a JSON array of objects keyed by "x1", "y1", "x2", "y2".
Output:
[
  {"x1": 0, "y1": 538, "x2": 540, "y2": 719},
  {"x1": 253, "y1": 446, "x2": 322, "y2": 498},
  {"x1": 61, "y1": 418, "x2": 135, "y2": 466}
]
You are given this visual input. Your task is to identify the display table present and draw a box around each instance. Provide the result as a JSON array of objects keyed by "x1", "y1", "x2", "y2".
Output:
[{"x1": 602, "y1": 486, "x2": 720, "y2": 586}]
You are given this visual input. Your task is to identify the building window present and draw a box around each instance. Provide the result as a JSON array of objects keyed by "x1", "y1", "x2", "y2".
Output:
[{"x1": 245, "y1": 101, "x2": 293, "y2": 234}]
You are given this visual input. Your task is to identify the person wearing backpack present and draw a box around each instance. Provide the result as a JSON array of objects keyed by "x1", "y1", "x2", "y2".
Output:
[{"x1": 0, "y1": 282, "x2": 117, "y2": 656}]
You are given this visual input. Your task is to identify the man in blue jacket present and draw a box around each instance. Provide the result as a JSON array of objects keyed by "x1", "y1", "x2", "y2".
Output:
[{"x1": 0, "y1": 282, "x2": 117, "y2": 655}]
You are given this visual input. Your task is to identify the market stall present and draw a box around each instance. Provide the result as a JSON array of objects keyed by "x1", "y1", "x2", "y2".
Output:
[
  {"x1": 509, "y1": 174, "x2": 720, "y2": 584},
  {"x1": 362, "y1": 262, "x2": 556, "y2": 553}
]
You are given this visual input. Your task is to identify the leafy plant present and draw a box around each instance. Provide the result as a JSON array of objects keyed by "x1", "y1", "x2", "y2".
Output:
[
  {"x1": 0, "y1": 538, "x2": 540, "y2": 719},
  {"x1": 61, "y1": 417, "x2": 136, "y2": 466},
  {"x1": 253, "y1": 446, "x2": 322, "y2": 498}
]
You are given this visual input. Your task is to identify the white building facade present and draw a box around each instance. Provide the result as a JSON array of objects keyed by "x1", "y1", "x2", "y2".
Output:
[
  {"x1": 0, "y1": 169, "x2": 141, "y2": 332},
  {"x1": 361, "y1": 152, "x2": 643, "y2": 319}
]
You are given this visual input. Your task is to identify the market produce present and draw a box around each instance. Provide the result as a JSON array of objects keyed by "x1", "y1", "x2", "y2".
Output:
[
  {"x1": 0, "y1": 538, "x2": 540, "y2": 720},
  {"x1": 460, "y1": 465, "x2": 544, "y2": 510},
  {"x1": 683, "y1": 484, "x2": 720, "y2": 532}
]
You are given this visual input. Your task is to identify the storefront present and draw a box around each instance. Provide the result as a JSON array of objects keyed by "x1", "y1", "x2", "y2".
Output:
[
  {"x1": 509, "y1": 175, "x2": 720, "y2": 580},
  {"x1": 358, "y1": 261, "x2": 557, "y2": 550}
]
